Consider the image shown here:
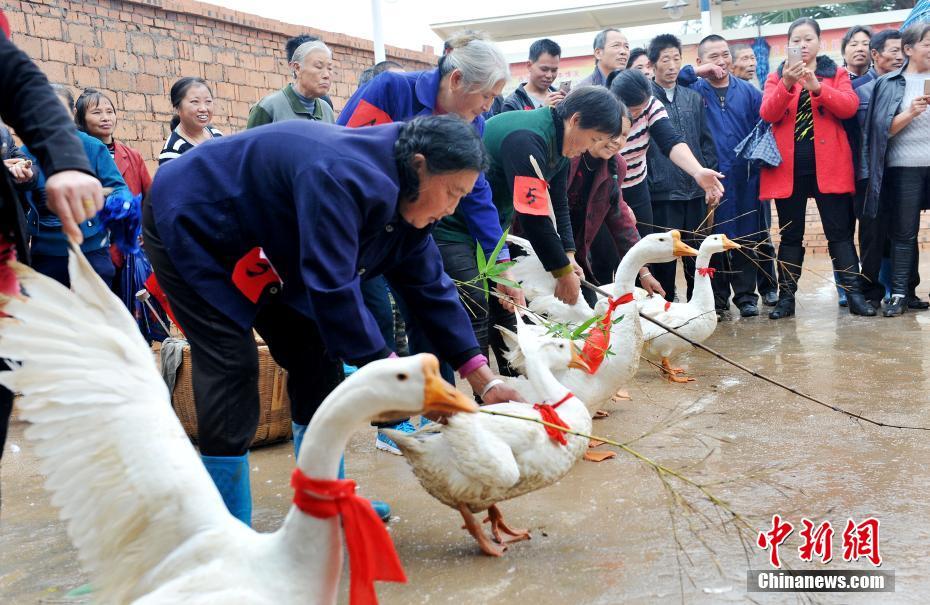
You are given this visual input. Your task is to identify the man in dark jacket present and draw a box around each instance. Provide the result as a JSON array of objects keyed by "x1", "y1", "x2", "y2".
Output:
[
  {"x1": 678, "y1": 36, "x2": 768, "y2": 317},
  {"x1": 646, "y1": 34, "x2": 719, "y2": 304},
  {"x1": 501, "y1": 38, "x2": 565, "y2": 112},
  {"x1": 0, "y1": 16, "x2": 103, "y2": 468}
]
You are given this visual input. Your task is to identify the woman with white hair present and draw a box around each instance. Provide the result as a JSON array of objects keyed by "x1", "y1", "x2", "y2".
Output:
[
  {"x1": 247, "y1": 40, "x2": 335, "y2": 127},
  {"x1": 338, "y1": 32, "x2": 525, "y2": 451}
]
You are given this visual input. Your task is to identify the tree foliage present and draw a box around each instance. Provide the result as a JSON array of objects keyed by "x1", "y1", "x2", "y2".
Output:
[{"x1": 723, "y1": 0, "x2": 915, "y2": 29}]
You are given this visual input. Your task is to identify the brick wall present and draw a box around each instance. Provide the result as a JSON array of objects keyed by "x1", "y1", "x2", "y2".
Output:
[{"x1": 4, "y1": 0, "x2": 437, "y2": 173}]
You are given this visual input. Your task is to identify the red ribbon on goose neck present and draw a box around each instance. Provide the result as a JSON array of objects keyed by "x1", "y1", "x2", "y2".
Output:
[
  {"x1": 580, "y1": 292, "x2": 634, "y2": 373},
  {"x1": 698, "y1": 267, "x2": 716, "y2": 278},
  {"x1": 291, "y1": 469, "x2": 407, "y2": 605},
  {"x1": 533, "y1": 392, "x2": 574, "y2": 445}
]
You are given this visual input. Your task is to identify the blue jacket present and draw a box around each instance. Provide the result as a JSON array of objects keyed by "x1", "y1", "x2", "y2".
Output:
[
  {"x1": 678, "y1": 66, "x2": 765, "y2": 239},
  {"x1": 24, "y1": 130, "x2": 128, "y2": 255},
  {"x1": 337, "y1": 69, "x2": 509, "y2": 260},
  {"x1": 148, "y1": 121, "x2": 481, "y2": 367}
]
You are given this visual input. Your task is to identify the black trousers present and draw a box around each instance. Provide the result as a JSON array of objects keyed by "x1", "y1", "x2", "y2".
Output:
[
  {"x1": 651, "y1": 197, "x2": 705, "y2": 302},
  {"x1": 143, "y1": 206, "x2": 344, "y2": 456},
  {"x1": 437, "y1": 241, "x2": 516, "y2": 376},
  {"x1": 711, "y1": 248, "x2": 760, "y2": 308},
  {"x1": 886, "y1": 166, "x2": 930, "y2": 297},
  {"x1": 774, "y1": 174, "x2": 856, "y2": 248},
  {"x1": 623, "y1": 180, "x2": 654, "y2": 237}
]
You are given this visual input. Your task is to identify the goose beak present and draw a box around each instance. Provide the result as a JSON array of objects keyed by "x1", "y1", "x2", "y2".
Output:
[
  {"x1": 422, "y1": 355, "x2": 478, "y2": 415},
  {"x1": 568, "y1": 343, "x2": 593, "y2": 373},
  {"x1": 722, "y1": 235, "x2": 741, "y2": 251},
  {"x1": 671, "y1": 230, "x2": 698, "y2": 257}
]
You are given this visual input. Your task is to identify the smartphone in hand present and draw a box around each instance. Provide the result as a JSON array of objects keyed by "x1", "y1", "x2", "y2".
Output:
[
  {"x1": 786, "y1": 46, "x2": 803, "y2": 67},
  {"x1": 559, "y1": 81, "x2": 572, "y2": 94},
  {"x1": 923, "y1": 78, "x2": 930, "y2": 97}
]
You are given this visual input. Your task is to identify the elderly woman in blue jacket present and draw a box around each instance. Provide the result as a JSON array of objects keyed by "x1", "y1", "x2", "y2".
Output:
[
  {"x1": 24, "y1": 84, "x2": 128, "y2": 287},
  {"x1": 143, "y1": 115, "x2": 524, "y2": 525}
]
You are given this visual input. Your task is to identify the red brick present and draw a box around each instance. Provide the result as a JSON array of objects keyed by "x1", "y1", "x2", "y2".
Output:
[
  {"x1": 13, "y1": 34, "x2": 43, "y2": 59},
  {"x1": 129, "y1": 32, "x2": 155, "y2": 56},
  {"x1": 115, "y1": 51, "x2": 140, "y2": 72},
  {"x1": 135, "y1": 74, "x2": 162, "y2": 94},
  {"x1": 120, "y1": 91, "x2": 147, "y2": 112},
  {"x1": 203, "y1": 62, "x2": 224, "y2": 82},
  {"x1": 151, "y1": 95, "x2": 175, "y2": 114},
  {"x1": 102, "y1": 30, "x2": 127, "y2": 50},
  {"x1": 192, "y1": 44, "x2": 213, "y2": 63},
  {"x1": 177, "y1": 59, "x2": 202, "y2": 77},
  {"x1": 215, "y1": 81, "x2": 237, "y2": 102},
  {"x1": 82, "y1": 47, "x2": 112, "y2": 68},
  {"x1": 104, "y1": 70, "x2": 135, "y2": 91},
  {"x1": 71, "y1": 65, "x2": 100, "y2": 88},
  {"x1": 41, "y1": 61, "x2": 68, "y2": 84},
  {"x1": 216, "y1": 49, "x2": 236, "y2": 66},
  {"x1": 155, "y1": 38, "x2": 177, "y2": 58},
  {"x1": 29, "y1": 14, "x2": 62, "y2": 39},
  {"x1": 5, "y1": 10, "x2": 27, "y2": 32},
  {"x1": 144, "y1": 56, "x2": 174, "y2": 75},
  {"x1": 67, "y1": 23, "x2": 97, "y2": 46}
]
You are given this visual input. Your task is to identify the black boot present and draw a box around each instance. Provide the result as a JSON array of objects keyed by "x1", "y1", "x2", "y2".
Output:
[
  {"x1": 769, "y1": 245, "x2": 804, "y2": 320},
  {"x1": 829, "y1": 241, "x2": 876, "y2": 317},
  {"x1": 884, "y1": 241, "x2": 915, "y2": 318}
]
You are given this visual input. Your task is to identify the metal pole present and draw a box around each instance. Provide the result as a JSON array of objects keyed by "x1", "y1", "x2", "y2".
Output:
[{"x1": 371, "y1": 0, "x2": 386, "y2": 63}]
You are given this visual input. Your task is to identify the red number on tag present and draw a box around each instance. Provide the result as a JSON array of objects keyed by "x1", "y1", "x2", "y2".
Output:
[
  {"x1": 346, "y1": 100, "x2": 394, "y2": 128},
  {"x1": 513, "y1": 175, "x2": 550, "y2": 216},
  {"x1": 232, "y1": 247, "x2": 283, "y2": 304}
]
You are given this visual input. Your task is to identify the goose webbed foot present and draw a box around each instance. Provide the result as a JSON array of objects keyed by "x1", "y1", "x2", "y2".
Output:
[
  {"x1": 484, "y1": 504, "x2": 531, "y2": 545},
  {"x1": 458, "y1": 504, "x2": 506, "y2": 556},
  {"x1": 661, "y1": 358, "x2": 694, "y2": 383}
]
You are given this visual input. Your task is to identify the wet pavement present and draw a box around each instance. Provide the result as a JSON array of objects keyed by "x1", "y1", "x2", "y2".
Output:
[{"x1": 2, "y1": 255, "x2": 930, "y2": 604}]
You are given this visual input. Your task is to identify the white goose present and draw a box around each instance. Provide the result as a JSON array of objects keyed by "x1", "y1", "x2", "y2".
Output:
[
  {"x1": 639, "y1": 234, "x2": 740, "y2": 383},
  {"x1": 0, "y1": 246, "x2": 476, "y2": 605},
  {"x1": 501, "y1": 232, "x2": 698, "y2": 412},
  {"x1": 384, "y1": 313, "x2": 592, "y2": 557}
]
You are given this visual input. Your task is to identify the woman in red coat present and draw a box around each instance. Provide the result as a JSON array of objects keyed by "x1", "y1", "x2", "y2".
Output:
[{"x1": 760, "y1": 17, "x2": 875, "y2": 319}]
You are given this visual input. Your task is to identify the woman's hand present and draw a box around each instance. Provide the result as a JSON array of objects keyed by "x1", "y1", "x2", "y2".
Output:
[
  {"x1": 481, "y1": 382, "x2": 524, "y2": 404},
  {"x1": 4, "y1": 159, "x2": 33, "y2": 184},
  {"x1": 801, "y1": 69, "x2": 821, "y2": 95},
  {"x1": 693, "y1": 167, "x2": 725, "y2": 200},
  {"x1": 495, "y1": 273, "x2": 525, "y2": 312},
  {"x1": 554, "y1": 271, "x2": 581, "y2": 305},
  {"x1": 782, "y1": 61, "x2": 805, "y2": 90},
  {"x1": 567, "y1": 252, "x2": 585, "y2": 278},
  {"x1": 44, "y1": 170, "x2": 104, "y2": 244},
  {"x1": 639, "y1": 270, "x2": 665, "y2": 298}
]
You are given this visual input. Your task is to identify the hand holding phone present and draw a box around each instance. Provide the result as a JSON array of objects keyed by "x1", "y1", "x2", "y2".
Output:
[
  {"x1": 559, "y1": 81, "x2": 572, "y2": 94},
  {"x1": 786, "y1": 47, "x2": 802, "y2": 67},
  {"x1": 923, "y1": 78, "x2": 930, "y2": 97}
]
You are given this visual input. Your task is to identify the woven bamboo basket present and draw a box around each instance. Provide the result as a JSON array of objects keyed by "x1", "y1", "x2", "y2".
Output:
[{"x1": 169, "y1": 343, "x2": 293, "y2": 448}]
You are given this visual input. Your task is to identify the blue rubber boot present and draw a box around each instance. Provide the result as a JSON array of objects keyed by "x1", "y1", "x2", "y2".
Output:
[
  {"x1": 201, "y1": 453, "x2": 252, "y2": 526},
  {"x1": 292, "y1": 422, "x2": 307, "y2": 458}
]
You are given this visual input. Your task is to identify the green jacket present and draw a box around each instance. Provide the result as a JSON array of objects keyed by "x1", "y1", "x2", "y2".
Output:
[
  {"x1": 247, "y1": 84, "x2": 335, "y2": 128},
  {"x1": 434, "y1": 107, "x2": 574, "y2": 274}
]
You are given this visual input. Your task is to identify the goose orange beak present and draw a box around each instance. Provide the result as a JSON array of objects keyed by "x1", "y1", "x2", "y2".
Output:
[
  {"x1": 422, "y1": 355, "x2": 478, "y2": 415},
  {"x1": 722, "y1": 235, "x2": 741, "y2": 251},
  {"x1": 671, "y1": 230, "x2": 698, "y2": 257},
  {"x1": 568, "y1": 343, "x2": 593, "y2": 373}
]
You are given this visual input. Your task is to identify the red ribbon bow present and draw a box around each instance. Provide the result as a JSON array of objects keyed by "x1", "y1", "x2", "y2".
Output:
[
  {"x1": 291, "y1": 469, "x2": 407, "y2": 605},
  {"x1": 580, "y1": 292, "x2": 634, "y2": 373},
  {"x1": 533, "y1": 392, "x2": 574, "y2": 445},
  {"x1": 698, "y1": 267, "x2": 716, "y2": 278},
  {"x1": 0, "y1": 10, "x2": 10, "y2": 39}
]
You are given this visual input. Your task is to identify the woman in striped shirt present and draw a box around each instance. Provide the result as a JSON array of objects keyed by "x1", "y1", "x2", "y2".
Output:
[
  {"x1": 608, "y1": 69, "x2": 723, "y2": 237},
  {"x1": 159, "y1": 77, "x2": 222, "y2": 165}
]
